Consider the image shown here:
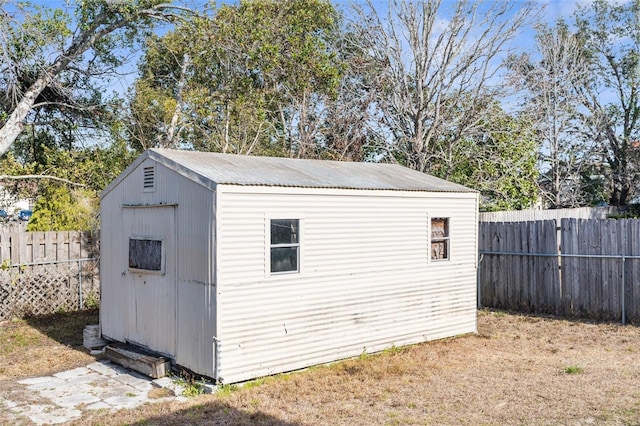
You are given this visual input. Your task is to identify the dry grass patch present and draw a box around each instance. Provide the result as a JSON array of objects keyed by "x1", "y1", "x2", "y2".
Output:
[
  {"x1": 76, "y1": 310, "x2": 640, "y2": 425},
  {"x1": 3, "y1": 309, "x2": 640, "y2": 425},
  {"x1": 0, "y1": 309, "x2": 98, "y2": 381},
  {"x1": 148, "y1": 387, "x2": 174, "y2": 399}
]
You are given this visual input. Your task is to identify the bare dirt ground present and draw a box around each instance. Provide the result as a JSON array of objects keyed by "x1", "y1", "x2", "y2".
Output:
[{"x1": 2, "y1": 309, "x2": 640, "y2": 425}]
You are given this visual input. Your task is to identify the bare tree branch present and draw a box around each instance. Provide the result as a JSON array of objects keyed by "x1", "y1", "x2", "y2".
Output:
[
  {"x1": 349, "y1": 0, "x2": 537, "y2": 172},
  {"x1": 0, "y1": 2, "x2": 193, "y2": 156},
  {"x1": 0, "y1": 174, "x2": 86, "y2": 187}
]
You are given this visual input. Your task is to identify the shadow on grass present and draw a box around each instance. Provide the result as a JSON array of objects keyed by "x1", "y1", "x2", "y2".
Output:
[
  {"x1": 23, "y1": 308, "x2": 99, "y2": 348},
  {"x1": 131, "y1": 400, "x2": 301, "y2": 426},
  {"x1": 482, "y1": 307, "x2": 637, "y2": 326}
]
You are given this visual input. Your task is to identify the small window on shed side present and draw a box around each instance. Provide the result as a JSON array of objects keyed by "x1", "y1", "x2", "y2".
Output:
[
  {"x1": 143, "y1": 166, "x2": 155, "y2": 192},
  {"x1": 270, "y1": 219, "x2": 300, "y2": 274},
  {"x1": 129, "y1": 237, "x2": 164, "y2": 273},
  {"x1": 430, "y1": 218, "x2": 449, "y2": 261}
]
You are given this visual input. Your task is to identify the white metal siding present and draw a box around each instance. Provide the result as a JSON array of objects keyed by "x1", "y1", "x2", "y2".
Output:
[
  {"x1": 120, "y1": 205, "x2": 177, "y2": 355},
  {"x1": 100, "y1": 158, "x2": 216, "y2": 376},
  {"x1": 215, "y1": 186, "x2": 477, "y2": 383}
]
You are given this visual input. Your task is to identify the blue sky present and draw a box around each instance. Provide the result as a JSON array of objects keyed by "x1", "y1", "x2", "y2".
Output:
[
  {"x1": 23, "y1": 0, "x2": 588, "y2": 25},
  {"x1": 16, "y1": 0, "x2": 592, "y2": 94},
  {"x1": 20, "y1": 0, "x2": 590, "y2": 40}
]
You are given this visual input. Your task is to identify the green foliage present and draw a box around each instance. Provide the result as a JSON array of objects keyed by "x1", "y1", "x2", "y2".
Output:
[
  {"x1": 358, "y1": 347, "x2": 370, "y2": 360},
  {"x1": 573, "y1": 0, "x2": 640, "y2": 205},
  {"x1": 27, "y1": 185, "x2": 97, "y2": 231},
  {"x1": 0, "y1": 0, "x2": 190, "y2": 159},
  {"x1": 181, "y1": 379, "x2": 207, "y2": 397},
  {"x1": 128, "y1": 0, "x2": 343, "y2": 156},
  {"x1": 577, "y1": 165, "x2": 607, "y2": 207},
  {"x1": 83, "y1": 292, "x2": 100, "y2": 310},
  {"x1": 217, "y1": 383, "x2": 239, "y2": 397},
  {"x1": 243, "y1": 377, "x2": 267, "y2": 389},
  {"x1": 36, "y1": 142, "x2": 136, "y2": 193},
  {"x1": 0, "y1": 259, "x2": 11, "y2": 271},
  {"x1": 563, "y1": 365, "x2": 583, "y2": 374},
  {"x1": 429, "y1": 104, "x2": 539, "y2": 211},
  {"x1": 0, "y1": 153, "x2": 38, "y2": 200},
  {"x1": 381, "y1": 345, "x2": 404, "y2": 356},
  {"x1": 1, "y1": 137, "x2": 135, "y2": 231},
  {"x1": 173, "y1": 368, "x2": 212, "y2": 397}
]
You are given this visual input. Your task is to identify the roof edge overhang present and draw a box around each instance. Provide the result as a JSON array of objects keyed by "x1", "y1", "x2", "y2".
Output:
[
  {"x1": 214, "y1": 182, "x2": 478, "y2": 193},
  {"x1": 100, "y1": 149, "x2": 217, "y2": 200},
  {"x1": 101, "y1": 148, "x2": 478, "y2": 199}
]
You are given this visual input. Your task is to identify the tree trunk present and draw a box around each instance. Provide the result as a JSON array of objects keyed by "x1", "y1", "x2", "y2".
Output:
[
  {"x1": 0, "y1": 3, "x2": 176, "y2": 156},
  {"x1": 164, "y1": 54, "x2": 190, "y2": 149},
  {"x1": 0, "y1": 76, "x2": 51, "y2": 156},
  {"x1": 0, "y1": 17, "x2": 115, "y2": 156}
]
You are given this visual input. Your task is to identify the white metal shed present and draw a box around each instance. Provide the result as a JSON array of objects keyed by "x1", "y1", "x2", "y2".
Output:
[{"x1": 100, "y1": 148, "x2": 479, "y2": 383}]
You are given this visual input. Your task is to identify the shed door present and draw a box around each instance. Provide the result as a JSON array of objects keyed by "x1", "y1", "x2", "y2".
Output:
[{"x1": 123, "y1": 205, "x2": 176, "y2": 357}]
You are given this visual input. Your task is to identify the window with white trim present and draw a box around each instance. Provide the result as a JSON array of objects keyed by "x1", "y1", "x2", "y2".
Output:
[
  {"x1": 430, "y1": 218, "x2": 449, "y2": 261},
  {"x1": 129, "y1": 237, "x2": 164, "y2": 273},
  {"x1": 270, "y1": 219, "x2": 300, "y2": 274}
]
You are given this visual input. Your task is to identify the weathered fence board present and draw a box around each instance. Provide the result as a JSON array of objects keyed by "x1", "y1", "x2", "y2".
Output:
[
  {"x1": 0, "y1": 230, "x2": 97, "y2": 264},
  {"x1": 479, "y1": 206, "x2": 615, "y2": 222},
  {"x1": 479, "y1": 220, "x2": 560, "y2": 313},
  {"x1": 0, "y1": 230, "x2": 100, "y2": 320},
  {"x1": 624, "y1": 220, "x2": 640, "y2": 320},
  {"x1": 480, "y1": 218, "x2": 640, "y2": 323}
]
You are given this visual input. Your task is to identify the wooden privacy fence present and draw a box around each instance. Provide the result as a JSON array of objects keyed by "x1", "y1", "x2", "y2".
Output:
[
  {"x1": 478, "y1": 206, "x2": 615, "y2": 222},
  {"x1": 479, "y1": 218, "x2": 640, "y2": 323},
  {"x1": 0, "y1": 230, "x2": 99, "y2": 320}
]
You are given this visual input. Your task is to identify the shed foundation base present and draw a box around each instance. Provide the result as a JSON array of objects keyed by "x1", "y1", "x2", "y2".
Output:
[{"x1": 104, "y1": 343, "x2": 170, "y2": 379}]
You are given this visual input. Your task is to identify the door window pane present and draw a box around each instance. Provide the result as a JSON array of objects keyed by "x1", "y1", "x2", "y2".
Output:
[{"x1": 129, "y1": 238, "x2": 163, "y2": 271}]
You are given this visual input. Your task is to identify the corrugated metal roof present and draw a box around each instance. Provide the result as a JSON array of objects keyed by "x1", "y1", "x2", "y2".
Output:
[{"x1": 144, "y1": 149, "x2": 475, "y2": 193}]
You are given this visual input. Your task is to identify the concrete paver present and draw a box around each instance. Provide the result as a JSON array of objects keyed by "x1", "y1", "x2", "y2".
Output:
[
  {"x1": 16, "y1": 404, "x2": 82, "y2": 425},
  {"x1": 86, "y1": 361, "x2": 126, "y2": 377},
  {"x1": 18, "y1": 377, "x2": 68, "y2": 390},
  {"x1": 52, "y1": 367, "x2": 91, "y2": 380},
  {"x1": 66, "y1": 372, "x2": 106, "y2": 386},
  {"x1": 57, "y1": 392, "x2": 102, "y2": 408},
  {"x1": 0, "y1": 359, "x2": 196, "y2": 425},
  {"x1": 112, "y1": 372, "x2": 155, "y2": 390}
]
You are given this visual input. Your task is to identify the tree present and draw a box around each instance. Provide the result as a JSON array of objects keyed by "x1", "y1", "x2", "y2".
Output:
[
  {"x1": 430, "y1": 103, "x2": 539, "y2": 211},
  {"x1": 126, "y1": 31, "x2": 192, "y2": 151},
  {"x1": 27, "y1": 184, "x2": 97, "y2": 231},
  {"x1": 315, "y1": 26, "x2": 387, "y2": 162},
  {"x1": 573, "y1": 0, "x2": 640, "y2": 205},
  {"x1": 0, "y1": 141, "x2": 135, "y2": 230},
  {"x1": 0, "y1": 0, "x2": 190, "y2": 156},
  {"x1": 127, "y1": 0, "x2": 343, "y2": 157},
  {"x1": 347, "y1": 0, "x2": 536, "y2": 173},
  {"x1": 507, "y1": 21, "x2": 593, "y2": 208}
]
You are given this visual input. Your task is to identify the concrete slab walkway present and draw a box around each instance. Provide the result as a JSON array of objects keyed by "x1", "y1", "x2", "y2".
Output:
[{"x1": 0, "y1": 360, "x2": 192, "y2": 425}]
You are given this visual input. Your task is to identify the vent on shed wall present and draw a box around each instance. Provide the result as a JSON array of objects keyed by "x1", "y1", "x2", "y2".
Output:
[{"x1": 143, "y1": 166, "x2": 155, "y2": 192}]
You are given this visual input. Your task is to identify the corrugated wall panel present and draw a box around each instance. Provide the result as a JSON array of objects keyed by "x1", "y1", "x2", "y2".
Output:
[
  {"x1": 216, "y1": 187, "x2": 477, "y2": 383},
  {"x1": 101, "y1": 158, "x2": 216, "y2": 376}
]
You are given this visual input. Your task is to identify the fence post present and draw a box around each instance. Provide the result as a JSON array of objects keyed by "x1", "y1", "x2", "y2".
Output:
[
  {"x1": 621, "y1": 255, "x2": 626, "y2": 325},
  {"x1": 477, "y1": 253, "x2": 484, "y2": 309},
  {"x1": 78, "y1": 259, "x2": 83, "y2": 310}
]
